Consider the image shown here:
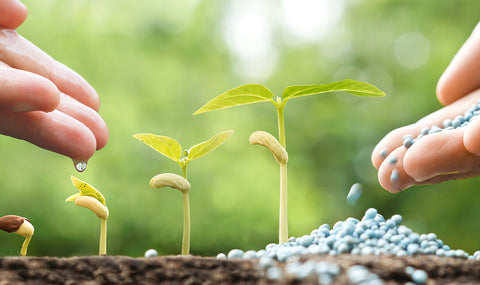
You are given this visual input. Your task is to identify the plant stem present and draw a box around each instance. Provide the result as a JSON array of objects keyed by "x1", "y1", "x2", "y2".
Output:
[
  {"x1": 276, "y1": 103, "x2": 288, "y2": 244},
  {"x1": 20, "y1": 236, "x2": 31, "y2": 256},
  {"x1": 182, "y1": 192, "x2": 191, "y2": 255},
  {"x1": 279, "y1": 163, "x2": 288, "y2": 243},
  {"x1": 99, "y1": 218, "x2": 107, "y2": 255},
  {"x1": 181, "y1": 165, "x2": 190, "y2": 255}
]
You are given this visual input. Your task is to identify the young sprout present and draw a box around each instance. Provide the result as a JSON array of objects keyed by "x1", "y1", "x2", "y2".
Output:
[
  {"x1": 0, "y1": 215, "x2": 34, "y2": 256},
  {"x1": 194, "y1": 79, "x2": 385, "y2": 243},
  {"x1": 133, "y1": 130, "x2": 233, "y2": 255},
  {"x1": 66, "y1": 176, "x2": 109, "y2": 255}
]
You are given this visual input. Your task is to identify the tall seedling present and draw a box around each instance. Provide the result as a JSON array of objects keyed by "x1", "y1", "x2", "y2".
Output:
[
  {"x1": 194, "y1": 79, "x2": 385, "y2": 243},
  {"x1": 133, "y1": 130, "x2": 233, "y2": 255}
]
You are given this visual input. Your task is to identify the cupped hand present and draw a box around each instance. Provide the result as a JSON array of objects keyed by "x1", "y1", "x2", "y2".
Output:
[
  {"x1": 0, "y1": 0, "x2": 108, "y2": 163},
  {"x1": 372, "y1": 89, "x2": 480, "y2": 192},
  {"x1": 372, "y1": 21, "x2": 480, "y2": 192}
]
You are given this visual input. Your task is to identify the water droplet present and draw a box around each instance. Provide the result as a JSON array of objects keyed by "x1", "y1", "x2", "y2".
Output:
[{"x1": 74, "y1": 161, "x2": 87, "y2": 172}]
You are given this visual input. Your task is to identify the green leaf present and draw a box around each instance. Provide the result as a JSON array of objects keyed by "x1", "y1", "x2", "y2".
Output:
[
  {"x1": 187, "y1": 130, "x2": 233, "y2": 162},
  {"x1": 193, "y1": 84, "x2": 275, "y2": 115},
  {"x1": 133, "y1": 133, "x2": 182, "y2": 163},
  {"x1": 281, "y1": 79, "x2": 385, "y2": 102},
  {"x1": 69, "y1": 176, "x2": 106, "y2": 206}
]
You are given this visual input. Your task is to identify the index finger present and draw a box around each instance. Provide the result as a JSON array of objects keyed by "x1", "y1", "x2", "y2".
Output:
[
  {"x1": 0, "y1": 29, "x2": 100, "y2": 111},
  {"x1": 0, "y1": 0, "x2": 28, "y2": 29}
]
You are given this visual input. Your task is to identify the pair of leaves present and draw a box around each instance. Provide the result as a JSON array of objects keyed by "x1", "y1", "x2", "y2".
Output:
[
  {"x1": 193, "y1": 79, "x2": 385, "y2": 115},
  {"x1": 66, "y1": 176, "x2": 106, "y2": 206},
  {"x1": 133, "y1": 130, "x2": 233, "y2": 167}
]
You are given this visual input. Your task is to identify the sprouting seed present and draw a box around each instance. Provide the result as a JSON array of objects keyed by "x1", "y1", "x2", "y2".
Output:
[
  {"x1": 0, "y1": 215, "x2": 34, "y2": 256},
  {"x1": 66, "y1": 176, "x2": 109, "y2": 255}
]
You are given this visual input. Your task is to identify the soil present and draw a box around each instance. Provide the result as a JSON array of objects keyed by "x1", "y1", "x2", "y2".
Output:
[{"x1": 0, "y1": 254, "x2": 479, "y2": 284}]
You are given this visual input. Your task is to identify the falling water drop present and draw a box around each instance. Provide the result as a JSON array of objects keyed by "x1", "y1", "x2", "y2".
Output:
[{"x1": 74, "y1": 161, "x2": 87, "y2": 172}]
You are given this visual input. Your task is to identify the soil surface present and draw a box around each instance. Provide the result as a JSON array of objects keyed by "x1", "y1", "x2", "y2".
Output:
[{"x1": 0, "y1": 254, "x2": 479, "y2": 284}]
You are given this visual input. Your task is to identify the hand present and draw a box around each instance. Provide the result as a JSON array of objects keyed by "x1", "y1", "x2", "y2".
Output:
[
  {"x1": 371, "y1": 22, "x2": 480, "y2": 192},
  {"x1": 0, "y1": 0, "x2": 108, "y2": 164}
]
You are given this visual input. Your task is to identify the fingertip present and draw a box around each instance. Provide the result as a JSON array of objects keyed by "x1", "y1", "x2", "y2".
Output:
[
  {"x1": 377, "y1": 147, "x2": 416, "y2": 193},
  {"x1": 435, "y1": 75, "x2": 451, "y2": 106},
  {"x1": 95, "y1": 119, "x2": 109, "y2": 150},
  {"x1": 56, "y1": 94, "x2": 108, "y2": 150},
  {"x1": 0, "y1": 68, "x2": 61, "y2": 113},
  {"x1": 24, "y1": 73, "x2": 61, "y2": 112},
  {"x1": 371, "y1": 145, "x2": 389, "y2": 170},
  {"x1": 0, "y1": 0, "x2": 28, "y2": 29},
  {"x1": 35, "y1": 110, "x2": 98, "y2": 162},
  {"x1": 464, "y1": 117, "x2": 480, "y2": 156},
  {"x1": 63, "y1": 124, "x2": 97, "y2": 163},
  {"x1": 52, "y1": 61, "x2": 100, "y2": 111}
]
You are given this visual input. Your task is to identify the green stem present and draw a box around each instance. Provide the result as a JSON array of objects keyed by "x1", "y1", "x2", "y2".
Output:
[
  {"x1": 181, "y1": 192, "x2": 191, "y2": 255},
  {"x1": 276, "y1": 103, "x2": 288, "y2": 244},
  {"x1": 182, "y1": 166, "x2": 187, "y2": 179},
  {"x1": 279, "y1": 163, "x2": 288, "y2": 244},
  {"x1": 99, "y1": 218, "x2": 107, "y2": 255},
  {"x1": 277, "y1": 103, "x2": 286, "y2": 147},
  {"x1": 20, "y1": 236, "x2": 31, "y2": 256}
]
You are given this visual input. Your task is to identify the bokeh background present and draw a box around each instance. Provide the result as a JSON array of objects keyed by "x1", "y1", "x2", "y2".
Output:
[{"x1": 1, "y1": 0, "x2": 480, "y2": 257}]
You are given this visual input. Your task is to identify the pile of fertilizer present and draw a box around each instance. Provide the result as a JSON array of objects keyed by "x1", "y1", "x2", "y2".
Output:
[{"x1": 210, "y1": 208, "x2": 480, "y2": 284}]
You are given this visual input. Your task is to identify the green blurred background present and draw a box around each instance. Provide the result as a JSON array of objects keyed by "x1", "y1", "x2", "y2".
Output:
[{"x1": 1, "y1": 0, "x2": 480, "y2": 257}]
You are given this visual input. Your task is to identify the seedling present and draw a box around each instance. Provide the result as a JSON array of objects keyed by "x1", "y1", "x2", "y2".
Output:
[
  {"x1": 133, "y1": 130, "x2": 233, "y2": 255},
  {"x1": 0, "y1": 215, "x2": 34, "y2": 256},
  {"x1": 194, "y1": 79, "x2": 385, "y2": 243},
  {"x1": 66, "y1": 176, "x2": 109, "y2": 255}
]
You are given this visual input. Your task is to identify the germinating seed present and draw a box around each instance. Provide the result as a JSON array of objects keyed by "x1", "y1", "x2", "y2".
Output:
[{"x1": 399, "y1": 100, "x2": 480, "y2": 149}]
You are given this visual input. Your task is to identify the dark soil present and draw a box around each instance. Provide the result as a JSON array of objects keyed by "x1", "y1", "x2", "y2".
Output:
[{"x1": 0, "y1": 254, "x2": 479, "y2": 284}]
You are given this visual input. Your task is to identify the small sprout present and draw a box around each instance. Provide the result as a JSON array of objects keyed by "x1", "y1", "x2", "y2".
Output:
[
  {"x1": 0, "y1": 215, "x2": 34, "y2": 256},
  {"x1": 150, "y1": 173, "x2": 191, "y2": 193},
  {"x1": 194, "y1": 79, "x2": 385, "y2": 243},
  {"x1": 66, "y1": 176, "x2": 109, "y2": 255},
  {"x1": 134, "y1": 130, "x2": 233, "y2": 255},
  {"x1": 249, "y1": 131, "x2": 288, "y2": 165}
]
